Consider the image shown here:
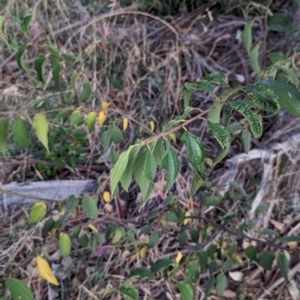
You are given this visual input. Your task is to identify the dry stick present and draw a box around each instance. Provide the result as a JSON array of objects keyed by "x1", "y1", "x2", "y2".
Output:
[
  {"x1": 258, "y1": 261, "x2": 300, "y2": 299},
  {"x1": 188, "y1": 215, "x2": 294, "y2": 252},
  {"x1": 0, "y1": 188, "x2": 63, "y2": 203},
  {"x1": 0, "y1": 4, "x2": 139, "y2": 70}
]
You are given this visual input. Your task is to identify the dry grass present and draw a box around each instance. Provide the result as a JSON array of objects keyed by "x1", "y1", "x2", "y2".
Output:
[{"x1": 1, "y1": 0, "x2": 300, "y2": 299}]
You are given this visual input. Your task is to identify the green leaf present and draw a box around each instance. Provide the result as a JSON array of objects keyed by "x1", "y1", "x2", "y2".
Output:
[
  {"x1": 69, "y1": 110, "x2": 84, "y2": 127},
  {"x1": 80, "y1": 83, "x2": 92, "y2": 102},
  {"x1": 150, "y1": 258, "x2": 171, "y2": 273},
  {"x1": 222, "y1": 258, "x2": 240, "y2": 271},
  {"x1": 63, "y1": 195, "x2": 79, "y2": 219},
  {"x1": 223, "y1": 105, "x2": 232, "y2": 127},
  {"x1": 229, "y1": 100, "x2": 262, "y2": 138},
  {"x1": 33, "y1": 113, "x2": 49, "y2": 152},
  {"x1": 162, "y1": 106, "x2": 194, "y2": 132},
  {"x1": 207, "y1": 103, "x2": 223, "y2": 124},
  {"x1": 12, "y1": 117, "x2": 31, "y2": 150},
  {"x1": 216, "y1": 273, "x2": 227, "y2": 296},
  {"x1": 133, "y1": 147, "x2": 155, "y2": 207},
  {"x1": 245, "y1": 245, "x2": 257, "y2": 262},
  {"x1": 119, "y1": 284, "x2": 139, "y2": 300},
  {"x1": 59, "y1": 233, "x2": 72, "y2": 258},
  {"x1": 204, "y1": 275, "x2": 215, "y2": 299},
  {"x1": 82, "y1": 197, "x2": 98, "y2": 220},
  {"x1": 182, "y1": 87, "x2": 193, "y2": 108},
  {"x1": 5, "y1": 278, "x2": 34, "y2": 300},
  {"x1": 71, "y1": 225, "x2": 81, "y2": 239},
  {"x1": 34, "y1": 55, "x2": 46, "y2": 82},
  {"x1": 208, "y1": 260, "x2": 218, "y2": 275},
  {"x1": 268, "y1": 13, "x2": 293, "y2": 32},
  {"x1": 199, "y1": 250, "x2": 208, "y2": 271},
  {"x1": 143, "y1": 150, "x2": 157, "y2": 181},
  {"x1": 43, "y1": 218, "x2": 55, "y2": 232},
  {"x1": 110, "y1": 125, "x2": 122, "y2": 143},
  {"x1": 249, "y1": 43, "x2": 261, "y2": 73},
  {"x1": 161, "y1": 145, "x2": 179, "y2": 193},
  {"x1": 184, "y1": 80, "x2": 214, "y2": 93},
  {"x1": 180, "y1": 132, "x2": 205, "y2": 175},
  {"x1": 71, "y1": 72, "x2": 80, "y2": 88},
  {"x1": 241, "y1": 129, "x2": 251, "y2": 153},
  {"x1": 242, "y1": 19, "x2": 255, "y2": 55},
  {"x1": 166, "y1": 211, "x2": 179, "y2": 222},
  {"x1": 179, "y1": 231, "x2": 188, "y2": 247},
  {"x1": 28, "y1": 202, "x2": 47, "y2": 224},
  {"x1": 204, "y1": 73, "x2": 229, "y2": 87},
  {"x1": 261, "y1": 77, "x2": 300, "y2": 117},
  {"x1": 111, "y1": 146, "x2": 136, "y2": 195},
  {"x1": 111, "y1": 228, "x2": 123, "y2": 244},
  {"x1": 0, "y1": 16, "x2": 7, "y2": 36},
  {"x1": 191, "y1": 229, "x2": 199, "y2": 243},
  {"x1": 130, "y1": 267, "x2": 154, "y2": 278},
  {"x1": 48, "y1": 45, "x2": 61, "y2": 91},
  {"x1": 190, "y1": 172, "x2": 203, "y2": 197},
  {"x1": 79, "y1": 234, "x2": 89, "y2": 247},
  {"x1": 203, "y1": 194, "x2": 223, "y2": 206},
  {"x1": 148, "y1": 231, "x2": 160, "y2": 248},
  {"x1": 0, "y1": 118, "x2": 9, "y2": 155},
  {"x1": 207, "y1": 121, "x2": 231, "y2": 163},
  {"x1": 278, "y1": 235, "x2": 300, "y2": 243},
  {"x1": 258, "y1": 250, "x2": 273, "y2": 271},
  {"x1": 277, "y1": 252, "x2": 289, "y2": 282},
  {"x1": 269, "y1": 52, "x2": 286, "y2": 64},
  {"x1": 185, "y1": 260, "x2": 200, "y2": 285},
  {"x1": 177, "y1": 281, "x2": 193, "y2": 300},
  {"x1": 16, "y1": 44, "x2": 30, "y2": 73},
  {"x1": 86, "y1": 112, "x2": 96, "y2": 133},
  {"x1": 139, "y1": 225, "x2": 152, "y2": 236},
  {"x1": 62, "y1": 53, "x2": 75, "y2": 69},
  {"x1": 245, "y1": 83, "x2": 280, "y2": 113},
  {"x1": 273, "y1": 65, "x2": 299, "y2": 87},
  {"x1": 151, "y1": 139, "x2": 166, "y2": 165},
  {"x1": 120, "y1": 146, "x2": 140, "y2": 191},
  {"x1": 20, "y1": 15, "x2": 32, "y2": 32}
]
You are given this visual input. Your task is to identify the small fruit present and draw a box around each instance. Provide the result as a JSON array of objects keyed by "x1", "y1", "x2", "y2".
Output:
[
  {"x1": 149, "y1": 120, "x2": 155, "y2": 132},
  {"x1": 103, "y1": 191, "x2": 111, "y2": 202},
  {"x1": 183, "y1": 211, "x2": 191, "y2": 225},
  {"x1": 139, "y1": 246, "x2": 147, "y2": 259},
  {"x1": 98, "y1": 111, "x2": 107, "y2": 126},
  {"x1": 123, "y1": 117, "x2": 129, "y2": 131},
  {"x1": 101, "y1": 101, "x2": 109, "y2": 111},
  {"x1": 88, "y1": 224, "x2": 98, "y2": 232},
  {"x1": 175, "y1": 251, "x2": 183, "y2": 263}
]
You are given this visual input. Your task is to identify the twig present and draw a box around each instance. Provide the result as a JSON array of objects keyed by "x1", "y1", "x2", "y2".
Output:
[{"x1": 258, "y1": 261, "x2": 300, "y2": 299}]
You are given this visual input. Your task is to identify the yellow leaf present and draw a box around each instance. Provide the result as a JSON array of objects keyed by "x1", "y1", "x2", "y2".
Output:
[
  {"x1": 28, "y1": 201, "x2": 47, "y2": 224},
  {"x1": 123, "y1": 117, "x2": 129, "y2": 131},
  {"x1": 183, "y1": 211, "x2": 191, "y2": 225},
  {"x1": 51, "y1": 228, "x2": 57, "y2": 236},
  {"x1": 36, "y1": 256, "x2": 59, "y2": 285},
  {"x1": 98, "y1": 111, "x2": 107, "y2": 126},
  {"x1": 111, "y1": 228, "x2": 123, "y2": 244},
  {"x1": 103, "y1": 191, "x2": 111, "y2": 203},
  {"x1": 101, "y1": 101, "x2": 110, "y2": 111},
  {"x1": 139, "y1": 246, "x2": 147, "y2": 259},
  {"x1": 88, "y1": 224, "x2": 98, "y2": 232},
  {"x1": 149, "y1": 120, "x2": 155, "y2": 132},
  {"x1": 175, "y1": 251, "x2": 183, "y2": 263}
]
